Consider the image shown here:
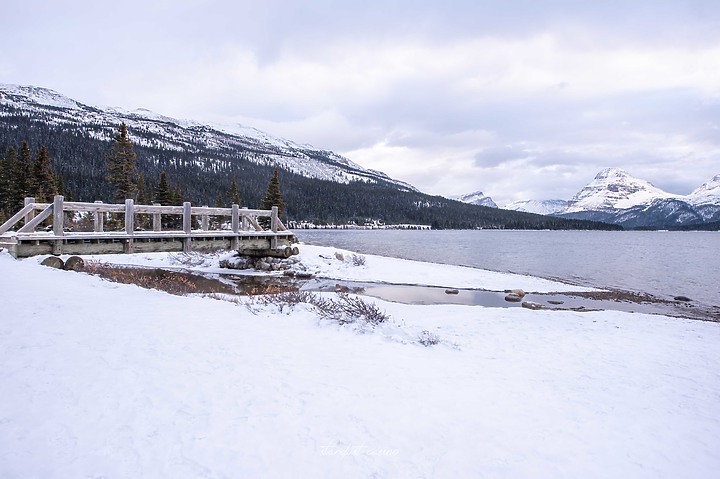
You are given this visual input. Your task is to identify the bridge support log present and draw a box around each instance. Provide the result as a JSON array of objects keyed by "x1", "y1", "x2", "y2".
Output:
[{"x1": 238, "y1": 246, "x2": 298, "y2": 258}]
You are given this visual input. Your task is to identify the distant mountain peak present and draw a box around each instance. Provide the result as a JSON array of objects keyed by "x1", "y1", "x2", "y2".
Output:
[
  {"x1": 453, "y1": 191, "x2": 498, "y2": 208},
  {"x1": 687, "y1": 173, "x2": 720, "y2": 205},
  {"x1": 504, "y1": 199, "x2": 569, "y2": 215},
  {"x1": 565, "y1": 168, "x2": 677, "y2": 213}
]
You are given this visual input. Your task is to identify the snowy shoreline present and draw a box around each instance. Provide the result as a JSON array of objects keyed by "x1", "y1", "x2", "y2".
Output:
[
  {"x1": 2, "y1": 245, "x2": 720, "y2": 478},
  {"x1": 66, "y1": 243, "x2": 600, "y2": 294}
]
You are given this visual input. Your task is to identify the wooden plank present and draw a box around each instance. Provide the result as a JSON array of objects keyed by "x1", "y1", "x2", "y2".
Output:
[
  {"x1": 0, "y1": 203, "x2": 35, "y2": 234},
  {"x1": 17, "y1": 204, "x2": 53, "y2": 233},
  {"x1": 190, "y1": 206, "x2": 232, "y2": 216},
  {"x1": 134, "y1": 205, "x2": 184, "y2": 214},
  {"x1": 64, "y1": 202, "x2": 125, "y2": 213}
]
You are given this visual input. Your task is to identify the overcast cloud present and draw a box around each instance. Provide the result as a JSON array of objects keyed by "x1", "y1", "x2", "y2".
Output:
[{"x1": 3, "y1": 0, "x2": 720, "y2": 205}]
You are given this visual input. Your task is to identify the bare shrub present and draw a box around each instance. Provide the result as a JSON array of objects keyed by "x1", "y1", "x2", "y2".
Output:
[
  {"x1": 85, "y1": 262, "x2": 202, "y2": 296},
  {"x1": 315, "y1": 293, "x2": 388, "y2": 326},
  {"x1": 418, "y1": 330, "x2": 441, "y2": 347},
  {"x1": 245, "y1": 288, "x2": 387, "y2": 327},
  {"x1": 351, "y1": 254, "x2": 366, "y2": 266},
  {"x1": 249, "y1": 289, "x2": 320, "y2": 313}
]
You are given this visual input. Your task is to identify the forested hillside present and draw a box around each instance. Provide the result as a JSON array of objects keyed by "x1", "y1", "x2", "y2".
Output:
[{"x1": 0, "y1": 90, "x2": 620, "y2": 230}]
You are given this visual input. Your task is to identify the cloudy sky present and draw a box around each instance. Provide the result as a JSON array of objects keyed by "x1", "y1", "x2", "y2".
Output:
[{"x1": 3, "y1": 0, "x2": 720, "y2": 205}]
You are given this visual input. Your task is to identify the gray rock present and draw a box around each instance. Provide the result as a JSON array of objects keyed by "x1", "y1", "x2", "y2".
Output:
[
  {"x1": 445, "y1": 289, "x2": 460, "y2": 295},
  {"x1": 504, "y1": 293, "x2": 523, "y2": 302},
  {"x1": 334, "y1": 252, "x2": 345, "y2": 262},
  {"x1": 521, "y1": 301, "x2": 544, "y2": 310}
]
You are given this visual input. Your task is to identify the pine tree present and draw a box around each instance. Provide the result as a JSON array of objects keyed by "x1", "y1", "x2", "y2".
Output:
[
  {"x1": 261, "y1": 169, "x2": 284, "y2": 215},
  {"x1": 106, "y1": 122, "x2": 138, "y2": 202},
  {"x1": 9, "y1": 142, "x2": 33, "y2": 211},
  {"x1": 0, "y1": 150, "x2": 6, "y2": 221},
  {"x1": 30, "y1": 145, "x2": 56, "y2": 202},
  {"x1": 215, "y1": 192, "x2": 225, "y2": 208},
  {"x1": 260, "y1": 169, "x2": 284, "y2": 229},
  {"x1": 0, "y1": 146, "x2": 15, "y2": 217},
  {"x1": 171, "y1": 182, "x2": 184, "y2": 205},
  {"x1": 153, "y1": 171, "x2": 173, "y2": 205},
  {"x1": 136, "y1": 174, "x2": 147, "y2": 205},
  {"x1": 227, "y1": 178, "x2": 241, "y2": 206},
  {"x1": 55, "y1": 174, "x2": 65, "y2": 197}
]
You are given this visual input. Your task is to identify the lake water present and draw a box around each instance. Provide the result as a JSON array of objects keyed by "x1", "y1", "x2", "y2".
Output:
[{"x1": 294, "y1": 229, "x2": 720, "y2": 309}]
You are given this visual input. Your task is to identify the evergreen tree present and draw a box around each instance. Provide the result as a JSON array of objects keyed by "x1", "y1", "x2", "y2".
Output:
[
  {"x1": 136, "y1": 174, "x2": 147, "y2": 205},
  {"x1": 0, "y1": 146, "x2": 15, "y2": 217},
  {"x1": 153, "y1": 171, "x2": 173, "y2": 205},
  {"x1": 215, "y1": 192, "x2": 225, "y2": 208},
  {"x1": 261, "y1": 169, "x2": 284, "y2": 215},
  {"x1": 30, "y1": 145, "x2": 56, "y2": 202},
  {"x1": 260, "y1": 169, "x2": 284, "y2": 228},
  {"x1": 171, "y1": 182, "x2": 184, "y2": 205},
  {"x1": 106, "y1": 122, "x2": 138, "y2": 202},
  {"x1": 9, "y1": 142, "x2": 32, "y2": 210},
  {"x1": 55, "y1": 174, "x2": 65, "y2": 197},
  {"x1": 227, "y1": 178, "x2": 241, "y2": 206}
]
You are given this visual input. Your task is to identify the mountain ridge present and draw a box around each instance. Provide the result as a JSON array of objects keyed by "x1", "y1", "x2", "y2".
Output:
[
  {"x1": 0, "y1": 83, "x2": 619, "y2": 230},
  {"x1": 505, "y1": 168, "x2": 720, "y2": 228},
  {"x1": 0, "y1": 83, "x2": 417, "y2": 192}
]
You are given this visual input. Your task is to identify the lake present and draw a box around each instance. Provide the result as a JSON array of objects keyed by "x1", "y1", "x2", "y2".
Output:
[{"x1": 294, "y1": 229, "x2": 720, "y2": 309}]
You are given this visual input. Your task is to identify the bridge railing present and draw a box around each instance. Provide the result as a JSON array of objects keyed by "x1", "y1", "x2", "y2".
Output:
[{"x1": 0, "y1": 195, "x2": 287, "y2": 237}]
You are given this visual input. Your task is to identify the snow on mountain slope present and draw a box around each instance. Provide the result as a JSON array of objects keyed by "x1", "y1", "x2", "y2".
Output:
[
  {"x1": 0, "y1": 83, "x2": 416, "y2": 191},
  {"x1": 504, "y1": 199, "x2": 569, "y2": 215},
  {"x1": 687, "y1": 174, "x2": 720, "y2": 206},
  {"x1": 452, "y1": 191, "x2": 498, "y2": 208},
  {"x1": 564, "y1": 168, "x2": 681, "y2": 213}
]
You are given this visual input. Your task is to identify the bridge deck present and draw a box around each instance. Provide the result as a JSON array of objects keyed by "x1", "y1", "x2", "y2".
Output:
[{"x1": 0, "y1": 196, "x2": 296, "y2": 258}]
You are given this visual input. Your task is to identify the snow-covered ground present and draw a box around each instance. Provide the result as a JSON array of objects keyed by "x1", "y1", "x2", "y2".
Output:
[{"x1": 1, "y1": 245, "x2": 719, "y2": 478}]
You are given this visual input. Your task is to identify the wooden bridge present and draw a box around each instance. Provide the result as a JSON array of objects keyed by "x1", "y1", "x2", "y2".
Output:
[{"x1": 0, "y1": 195, "x2": 297, "y2": 258}]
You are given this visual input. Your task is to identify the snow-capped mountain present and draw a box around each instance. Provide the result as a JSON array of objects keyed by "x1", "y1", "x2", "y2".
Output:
[
  {"x1": 564, "y1": 168, "x2": 680, "y2": 213},
  {"x1": 685, "y1": 174, "x2": 720, "y2": 222},
  {"x1": 0, "y1": 83, "x2": 416, "y2": 191},
  {"x1": 504, "y1": 199, "x2": 569, "y2": 215},
  {"x1": 552, "y1": 168, "x2": 720, "y2": 228},
  {"x1": 453, "y1": 191, "x2": 498, "y2": 208}
]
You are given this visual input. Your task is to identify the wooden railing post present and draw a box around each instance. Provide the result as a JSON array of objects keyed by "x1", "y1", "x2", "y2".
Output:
[
  {"x1": 152, "y1": 203, "x2": 161, "y2": 232},
  {"x1": 231, "y1": 204, "x2": 240, "y2": 233},
  {"x1": 52, "y1": 195, "x2": 64, "y2": 255},
  {"x1": 24, "y1": 197, "x2": 35, "y2": 225},
  {"x1": 241, "y1": 207, "x2": 249, "y2": 231},
  {"x1": 125, "y1": 199, "x2": 135, "y2": 235},
  {"x1": 271, "y1": 206, "x2": 279, "y2": 233},
  {"x1": 201, "y1": 205, "x2": 209, "y2": 231},
  {"x1": 94, "y1": 200, "x2": 104, "y2": 232},
  {"x1": 53, "y1": 195, "x2": 64, "y2": 237},
  {"x1": 182, "y1": 202, "x2": 192, "y2": 253}
]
